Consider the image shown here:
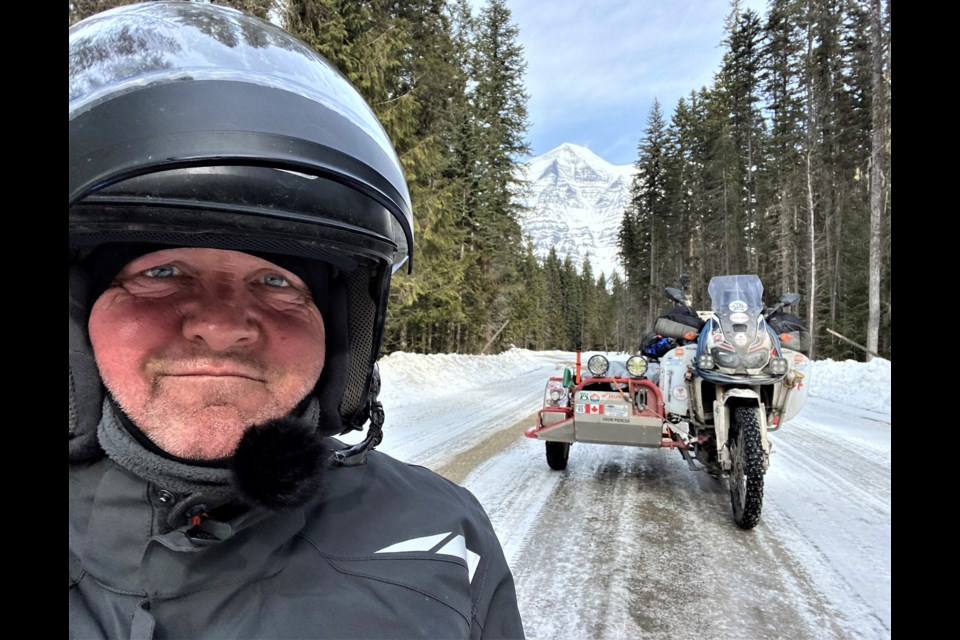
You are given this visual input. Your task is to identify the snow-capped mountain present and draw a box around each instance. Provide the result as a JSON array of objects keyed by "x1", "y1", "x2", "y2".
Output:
[{"x1": 513, "y1": 143, "x2": 635, "y2": 280}]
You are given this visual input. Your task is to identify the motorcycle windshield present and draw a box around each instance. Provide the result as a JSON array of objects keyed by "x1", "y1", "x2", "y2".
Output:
[{"x1": 707, "y1": 275, "x2": 765, "y2": 345}]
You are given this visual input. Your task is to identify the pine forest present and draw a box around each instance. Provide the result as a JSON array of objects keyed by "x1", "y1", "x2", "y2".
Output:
[{"x1": 69, "y1": 0, "x2": 892, "y2": 362}]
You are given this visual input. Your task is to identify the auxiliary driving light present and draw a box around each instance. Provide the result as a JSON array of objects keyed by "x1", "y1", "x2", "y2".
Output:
[
  {"x1": 587, "y1": 354, "x2": 609, "y2": 376},
  {"x1": 769, "y1": 356, "x2": 788, "y2": 375},
  {"x1": 697, "y1": 353, "x2": 715, "y2": 370},
  {"x1": 626, "y1": 355, "x2": 648, "y2": 377}
]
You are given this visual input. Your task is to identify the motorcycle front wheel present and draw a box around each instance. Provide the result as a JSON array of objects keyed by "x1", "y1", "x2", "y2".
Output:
[{"x1": 728, "y1": 406, "x2": 765, "y2": 529}]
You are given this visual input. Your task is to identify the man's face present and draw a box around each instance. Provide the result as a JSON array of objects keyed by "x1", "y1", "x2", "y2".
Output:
[{"x1": 88, "y1": 248, "x2": 326, "y2": 459}]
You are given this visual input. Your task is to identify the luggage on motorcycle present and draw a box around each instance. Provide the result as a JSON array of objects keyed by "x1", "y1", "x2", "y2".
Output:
[
  {"x1": 767, "y1": 310, "x2": 810, "y2": 353},
  {"x1": 640, "y1": 332, "x2": 677, "y2": 359},
  {"x1": 654, "y1": 306, "x2": 704, "y2": 341}
]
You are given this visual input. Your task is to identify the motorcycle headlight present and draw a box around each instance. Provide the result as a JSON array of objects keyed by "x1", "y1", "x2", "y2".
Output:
[
  {"x1": 587, "y1": 354, "x2": 609, "y2": 376},
  {"x1": 544, "y1": 381, "x2": 567, "y2": 407},
  {"x1": 697, "y1": 353, "x2": 715, "y2": 369},
  {"x1": 626, "y1": 355, "x2": 648, "y2": 377},
  {"x1": 712, "y1": 348, "x2": 739, "y2": 369},
  {"x1": 742, "y1": 349, "x2": 770, "y2": 369}
]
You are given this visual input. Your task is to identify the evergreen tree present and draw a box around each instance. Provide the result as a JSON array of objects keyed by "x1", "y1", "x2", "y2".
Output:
[
  {"x1": 541, "y1": 247, "x2": 566, "y2": 349},
  {"x1": 713, "y1": 4, "x2": 769, "y2": 277},
  {"x1": 619, "y1": 98, "x2": 670, "y2": 330},
  {"x1": 593, "y1": 272, "x2": 615, "y2": 352},
  {"x1": 664, "y1": 93, "x2": 709, "y2": 304},
  {"x1": 559, "y1": 255, "x2": 583, "y2": 348},
  {"x1": 502, "y1": 242, "x2": 546, "y2": 350},
  {"x1": 458, "y1": 0, "x2": 531, "y2": 352},
  {"x1": 383, "y1": 0, "x2": 472, "y2": 353},
  {"x1": 579, "y1": 256, "x2": 601, "y2": 350},
  {"x1": 609, "y1": 272, "x2": 632, "y2": 353},
  {"x1": 762, "y1": 0, "x2": 807, "y2": 296}
]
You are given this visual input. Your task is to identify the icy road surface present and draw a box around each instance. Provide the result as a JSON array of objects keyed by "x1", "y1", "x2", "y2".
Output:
[{"x1": 347, "y1": 350, "x2": 891, "y2": 639}]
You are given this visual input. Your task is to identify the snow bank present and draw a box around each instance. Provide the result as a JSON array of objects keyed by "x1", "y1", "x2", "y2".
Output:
[
  {"x1": 378, "y1": 348, "x2": 557, "y2": 408},
  {"x1": 377, "y1": 348, "x2": 891, "y2": 416},
  {"x1": 809, "y1": 357, "x2": 890, "y2": 413}
]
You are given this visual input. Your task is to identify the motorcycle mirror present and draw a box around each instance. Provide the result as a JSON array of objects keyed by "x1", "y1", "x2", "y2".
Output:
[
  {"x1": 665, "y1": 287, "x2": 685, "y2": 304},
  {"x1": 562, "y1": 367, "x2": 573, "y2": 388},
  {"x1": 780, "y1": 292, "x2": 801, "y2": 308}
]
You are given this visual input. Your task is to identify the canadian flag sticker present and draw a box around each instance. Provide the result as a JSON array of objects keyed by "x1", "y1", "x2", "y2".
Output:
[{"x1": 589, "y1": 404, "x2": 604, "y2": 415}]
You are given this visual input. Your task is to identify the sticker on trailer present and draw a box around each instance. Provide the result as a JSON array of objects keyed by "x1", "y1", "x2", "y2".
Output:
[
  {"x1": 604, "y1": 404, "x2": 627, "y2": 417},
  {"x1": 577, "y1": 392, "x2": 590, "y2": 402},
  {"x1": 672, "y1": 386, "x2": 687, "y2": 400},
  {"x1": 588, "y1": 404, "x2": 604, "y2": 415},
  {"x1": 728, "y1": 300, "x2": 748, "y2": 313},
  {"x1": 576, "y1": 404, "x2": 586, "y2": 413},
  {"x1": 730, "y1": 312, "x2": 749, "y2": 323},
  {"x1": 733, "y1": 332, "x2": 748, "y2": 346},
  {"x1": 592, "y1": 392, "x2": 621, "y2": 401}
]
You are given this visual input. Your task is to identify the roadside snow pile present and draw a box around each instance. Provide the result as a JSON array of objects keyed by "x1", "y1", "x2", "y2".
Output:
[
  {"x1": 378, "y1": 348, "x2": 555, "y2": 408},
  {"x1": 809, "y1": 357, "x2": 890, "y2": 413},
  {"x1": 376, "y1": 349, "x2": 891, "y2": 416}
]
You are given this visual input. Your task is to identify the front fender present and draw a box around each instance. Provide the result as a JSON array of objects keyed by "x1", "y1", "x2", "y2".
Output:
[{"x1": 714, "y1": 388, "x2": 770, "y2": 471}]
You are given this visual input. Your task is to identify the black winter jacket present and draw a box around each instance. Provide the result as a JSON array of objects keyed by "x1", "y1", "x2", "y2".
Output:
[{"x1": 69, "y1": 412, "x2": 525, "y2": 639}]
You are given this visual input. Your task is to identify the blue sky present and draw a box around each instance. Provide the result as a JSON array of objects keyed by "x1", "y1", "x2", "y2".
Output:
[{"x1": 474, "y1": 0, "x2": 769, "y2": 166}]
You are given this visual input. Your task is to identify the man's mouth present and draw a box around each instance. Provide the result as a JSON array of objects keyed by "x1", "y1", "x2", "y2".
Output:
[{"x1": 160, "y1": 361, "x2": 265, "y2": 381}]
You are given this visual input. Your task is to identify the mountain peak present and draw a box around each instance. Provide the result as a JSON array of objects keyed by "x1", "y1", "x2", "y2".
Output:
[
  {"x1": 527, "y1": 143, "x2": 634, "y2": 182},
  {"x1": 514, "y1": 144, "x2": 636, "y2": 281}
]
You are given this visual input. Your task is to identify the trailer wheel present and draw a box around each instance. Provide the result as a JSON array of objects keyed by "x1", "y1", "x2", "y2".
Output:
[
  {"x1": 728, "y1": 406, "x2": 765, "y2": 529},
  {"x1": 545, "y1": 441, "x2": 570, "y2": 470}
]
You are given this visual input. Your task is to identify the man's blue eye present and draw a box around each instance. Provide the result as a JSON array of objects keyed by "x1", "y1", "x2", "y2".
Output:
[
  {"x1": 264, "y1": 274, "x2": 290, "y2": 288},
  {"x1": 144, "y1": 265, "x2": 179, "y2": 278}
]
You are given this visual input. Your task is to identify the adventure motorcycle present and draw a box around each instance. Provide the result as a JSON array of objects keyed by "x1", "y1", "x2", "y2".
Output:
[{"x1": 525, "y1": 274, "x2": 811, "y2": 529}]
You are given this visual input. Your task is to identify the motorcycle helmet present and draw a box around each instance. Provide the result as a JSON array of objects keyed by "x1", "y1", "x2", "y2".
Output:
[{"x1": 69, "y1": 2, "x2": 414, "y2": 459}]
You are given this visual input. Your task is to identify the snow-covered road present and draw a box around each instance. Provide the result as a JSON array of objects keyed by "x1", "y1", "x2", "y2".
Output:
[{"x1": 347, "y1": 350, "x2": 891, "y2": 639}]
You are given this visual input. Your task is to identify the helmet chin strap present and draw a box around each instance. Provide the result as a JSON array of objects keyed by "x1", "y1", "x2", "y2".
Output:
[
  {"x1": 330, "y1": 402, "x2": 382, "y2": 467},
  {"x1": 331, "y1": 363, "x2": 384, "y2": 467}
]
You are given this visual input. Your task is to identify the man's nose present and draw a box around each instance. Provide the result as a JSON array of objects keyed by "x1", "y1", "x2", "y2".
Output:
[{"x1": 181, "y1": 286, "x2": 260, "y2": 351}]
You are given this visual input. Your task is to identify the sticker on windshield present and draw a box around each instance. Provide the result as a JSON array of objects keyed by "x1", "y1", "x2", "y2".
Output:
[
  {"x1": 672, "y1": 386, "x2": 687, "y2": 400},
  {"x1": 734, "y1": 332, "x2": 748, "y2": 346},
  {"x1": 730, "y1": 312, "x2": 749, "y2": 323},
  {"x1": 728, "y1": 300, "x2": 748, "y2": 313}
]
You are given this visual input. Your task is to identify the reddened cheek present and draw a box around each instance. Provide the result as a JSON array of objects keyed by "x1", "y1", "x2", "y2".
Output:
[{"x1": 88, "y1": 294, "x2": 119, "y2": 354}]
